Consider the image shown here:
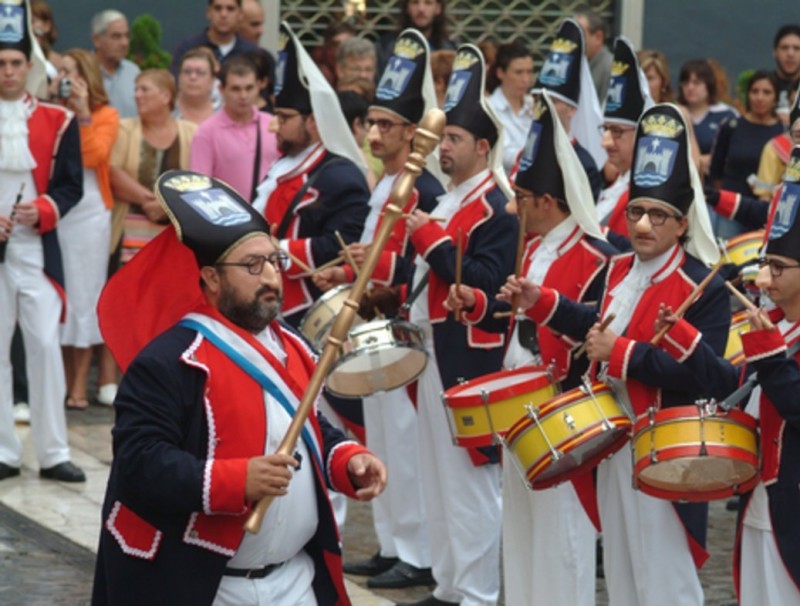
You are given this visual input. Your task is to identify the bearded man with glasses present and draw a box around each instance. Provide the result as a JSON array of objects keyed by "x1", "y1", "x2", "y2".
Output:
[{"x1": 503, "y1": 102, "x2": 729, "y2": 606}]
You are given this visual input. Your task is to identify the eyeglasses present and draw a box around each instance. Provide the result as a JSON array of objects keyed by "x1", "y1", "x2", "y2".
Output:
[
  {"x1": 757, "y1": 256, "x2": 800, "y2": 277},
  {"x1": 365, "y1": 117, "x2": 408, "y2": 134},
  {"x1": 274, "y1": 111, "x2": 306, "y2": 125},
  {"x1": 180, "y1": 68, "x2": 211, "y2": 77},
  {"x1": 216, "y1": 252, "x2": 289, "y2": 275},
  {"x1": 512, "y1": 189, "x2": 534, "y2": 203},
  {"x1": 598, "y1": 124, "x2": 636, "y2": 139},
  {"x1": 625, "y1": 205, "x2": 680, "y2": 226}
]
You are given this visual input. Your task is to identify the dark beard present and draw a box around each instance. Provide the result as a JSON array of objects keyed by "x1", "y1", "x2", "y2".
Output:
[
  {"x1": 279, "y1": 126, "x2": 312, "y2": 156},
  {"x1": 218, "y1": 286, "x2": 282, "y2": 333}
]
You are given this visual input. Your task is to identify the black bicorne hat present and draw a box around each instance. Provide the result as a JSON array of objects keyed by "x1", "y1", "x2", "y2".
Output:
[
  {"x1": 629, "y1": 104, "x2": 694, "y2": 215},
  {"x1": 534, "y1": 18, "x2": 583, "y2": 107},
  {"x1": 443, "y1": 44, "x2": 498, "y2": 146},
  {"x1": 604, "y1": 37, "x2": 647, "y2": 125},
  {"x1": 373, "y1": 28, "x2": 429, "y2": 124},
  {"x1": 515, "y1": 101, "x2": 564, "y2": 200},
  {"x1": 274, "y1": 22, "x2": 312, "y2": 113},
  {"x1": 157, "y1": 170, "x2": 271, "y2": 268},
  {"x1": 0, "y1": 0, "x2": 32, "y2": 59},
  {"x1": 766, "y1": 146, "x2": 800, "y2": 263}
]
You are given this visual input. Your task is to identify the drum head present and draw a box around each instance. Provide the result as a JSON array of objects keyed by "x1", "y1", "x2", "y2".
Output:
[
  {"x1": 326, "y1": 346, "x2": 427, "y2": 397},
  {"x1": 637, "y1": 457, "x2": 758, "y2": 499}
]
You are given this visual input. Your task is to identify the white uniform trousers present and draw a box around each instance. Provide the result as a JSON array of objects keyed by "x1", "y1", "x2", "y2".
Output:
[
  {"x1": 739, "y1": 482, "x2": 800, "y2": 605},
  {"x1": 214, "y1": 551, "x2": 318, "y2": 606},
  {"x1": 365, "y1": 387, "x2": 430, "y2": 568},
  {"x1": 597, "y1": 448, "x2": 703, "y2": 606},
  {"x1": 416, "y1": 333, "x2": 502, "y2": 606},
  {"x1": 502, "y1": 463, "x2": 596, "y2": 606},
  {"x1": 0, "y1": 238, "x2": 70, "y2": 468}
]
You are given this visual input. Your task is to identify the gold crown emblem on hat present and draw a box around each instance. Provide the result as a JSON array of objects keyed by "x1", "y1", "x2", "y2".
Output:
[
  {"x1": 163, "y1": 174, "x2": 213, "y2": 192},
  {"x1": 785, "y1": 156, "x2": 800, "y2": 182},
  {"x1": 394, "y1": 37, "x2": 424, "y2": 59},
  {"x1": 611, "y1": 61, "x2": 629, "y2": 77},
  {"x1": 278, "y1": 32, "x2": 289, "y2": 51},
  {"x1": 453, "y1": 50, "x2": 479, "y2": 71},
  {"x1": 640, "y1": 114, "x2": 684, "y2": 138},
  {"x1": 550, "y1": 38, "x2": 578, "y2": 54},
  {"x1": 533, "y1": 97, "x2": 547, "y2": 121}
]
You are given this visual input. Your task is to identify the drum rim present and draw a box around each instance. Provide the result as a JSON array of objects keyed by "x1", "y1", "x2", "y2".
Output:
[
  {"x1": 298, "y1": 284, "x2": 353, "y2": 328},
  {"x1": 632, "y1": 405, "x2": 757, "y2": 432},
  {"x1": 324, "y1": 347, "x2": 428, "y2": 398},
  {"x1": 443, "y1": 365, "x2": 554, "y2": 408}
]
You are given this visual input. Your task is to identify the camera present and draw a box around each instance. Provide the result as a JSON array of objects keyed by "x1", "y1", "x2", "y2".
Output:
[{"x1": 58, "y1": 78, "x2": 72, "y2": 99}]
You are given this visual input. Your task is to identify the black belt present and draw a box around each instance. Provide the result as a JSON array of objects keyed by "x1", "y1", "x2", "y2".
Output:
[{"x1": 223, "y1": 561, "x2": 284, "y2": 579}]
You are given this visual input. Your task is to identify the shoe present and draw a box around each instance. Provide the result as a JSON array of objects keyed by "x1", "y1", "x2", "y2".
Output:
[
  {"x1": 0, "y1": 462, "x2": 20, "y2": 480},
  {"x1": 97, "y1": 383, "x2": 118, "y2": 406},
  {"x1": 65, "y1": 396, "x2": 89, "y2": 411},
  {"x1": 395, "y1": 594, "x2": 459, "y2": 606},
  {"x1": 367, "y1": 561, "x2": 434, "y2": 588},
  {"x1": 39, "y1": 461, "x2": 86, "y2": 483},
  {"x1": 343, "y1": 551, "x2": 398, "y2": 576},
  {"x1": 13, "y1": 402, "x2": 30, "y2": 425}
]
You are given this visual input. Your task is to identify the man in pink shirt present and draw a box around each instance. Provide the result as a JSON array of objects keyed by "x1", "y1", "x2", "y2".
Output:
[{"x1": 190, "y1": 55, "x2": 277, "y2": 200}]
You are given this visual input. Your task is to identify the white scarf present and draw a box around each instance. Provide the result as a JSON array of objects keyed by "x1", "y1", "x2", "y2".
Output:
[{"x1": 0, "y1": 98, "x2": 36, "y2": 172}]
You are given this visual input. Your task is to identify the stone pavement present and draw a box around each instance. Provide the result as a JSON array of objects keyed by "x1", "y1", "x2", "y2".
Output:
[{"x1": 0, "y1": 403, "x2": 739, "y2": 605}]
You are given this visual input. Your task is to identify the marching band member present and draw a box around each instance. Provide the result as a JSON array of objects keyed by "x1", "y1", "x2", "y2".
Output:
[
  {"x1": 315, "y1": 28, "x2": 444, "y2": 589},
  {"x1": 533, "y1": 18, "x2": 605, "y2": 201},
  {"x1": 447, "y1": 89, "x2": 617, "y2": 605},
  {"x1": 502, "y1": 103, "x2": 729, "y2": 605},
  {"x1": 655, "y1": 146, "x2": 800, "y2": 605},
  {"x1": 386, "y1": 43, "x2": 518, "y2": 606},
  {"x1": 596, "y1": 36, "x2": 653, "y2": 248},
  {"x1": 251, "y1": 22, "x2": 370, "y2": 328},
  {"x1": 0, "y1": 0, "x2": 85, "y2": 483},
  {"x1": 92, "y1": 171, "x2": 386, "y2": 605}
]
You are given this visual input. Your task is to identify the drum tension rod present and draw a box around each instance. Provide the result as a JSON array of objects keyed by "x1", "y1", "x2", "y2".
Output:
[
  {"x1": 480, "y1": 389, "x2": 501, "y2": 445},
  {"x1": 581, "y1": 377, "x2": 613, "y2": 431},
  {"x1": 647, "y1": 407, "x2": 659, "y2": 464},
  {"x1": 525, "y1": 403, "x2": 562, "y2": 461}
]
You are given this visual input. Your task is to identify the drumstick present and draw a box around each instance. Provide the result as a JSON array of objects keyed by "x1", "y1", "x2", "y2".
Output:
[
  {"x1": 650, "y1": 265, "x2": 721, "y2": 346},
  {"x1": 573, "y1": 313, "x2": 617, "y2": 359},
  {"x1": 309, "y1": 254, "x2": 345, "y2": 275},
  {"x1": 724, "y1": 280, "x2": 776, "y2": 331},
  {"x1": 493, "y1": 202, "x2": 528, "y2": 320},
  {"x1": 335, "y1": 230, "x2": 359, "y2": 277},
  {"x1": 268, "y1": 234, "x2": 314, "y2": 275},
  {"x1": 389, "y1": 212, "x2": 447, "y2": 222},
  {"x1": 454, "y1": 228, "x2": 463, "y2": 322}
]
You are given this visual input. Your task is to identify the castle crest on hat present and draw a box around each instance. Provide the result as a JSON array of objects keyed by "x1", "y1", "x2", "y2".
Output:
[
  {"x1": 374, "y1": 29, "x2": 428, "y2": 123},
  {"x1": 605, "y1": 37, "x2": 647, "y2": 124},
  {"x1": 766, "y1": 146, "x2": 800, "y2": 261},
  {"x1": 443, "y1": 44, "x2": 498, "y2": 145},
  {"x1": 515, "y1": 100, "x2": 564, "y2": 198},
  {"x1": 274, "y1": 22, "x2": 311, "y2": 113},
  {"x1": 158, "y1": 170, "x2": 271, "y2": 268},
  {"x1": 534, "y1": 19, "x2": 583, "y2": 106},
  {"x1": 0, "y1": 0, "x2": 31, "y2": 59}
]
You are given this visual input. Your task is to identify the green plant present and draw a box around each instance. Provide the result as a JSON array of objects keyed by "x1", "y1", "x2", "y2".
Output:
[{"x1": 128, "y1": 14, "x2": 171, "y2": 70}]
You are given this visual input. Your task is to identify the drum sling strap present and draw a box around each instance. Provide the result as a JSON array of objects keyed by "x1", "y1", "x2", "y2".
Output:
[
  {"x1": 274, "y1": 157, "x2": 347, "y2": 239},
  {"x1": 401, "y1": 270, "x2": 429, "y2": 315},
  {"x1": 719, "y1": 340, "x2": 800, "y2": 411}
]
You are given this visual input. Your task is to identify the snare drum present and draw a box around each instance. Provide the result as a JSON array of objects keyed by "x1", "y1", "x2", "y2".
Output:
[
  {"x1": 724, "y1": 310, "x2": 749, "y2": 367},
  {"x1": 504, "y1": 382, "x2": 631, "y2": 489},
  {"x1": 442, "y1": 366, "x2": 557, "y2": 448},
  {"x1": 718, "y1": 230, "x2": 764, "y2": 267},
  {"x1": 325, "y1": 319, "x2": 427, "y2": 398},
  {"x1": 632, "y1": 405, "x2": 759, "y2": 502},
  {"x1": 299, "y1": 285, "x2": 361, "y2": 351}
]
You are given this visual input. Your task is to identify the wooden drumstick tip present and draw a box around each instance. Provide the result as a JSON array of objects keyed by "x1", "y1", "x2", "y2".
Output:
[{"x1": 724, "y1": 281, "x2": 776, "y2": 331}]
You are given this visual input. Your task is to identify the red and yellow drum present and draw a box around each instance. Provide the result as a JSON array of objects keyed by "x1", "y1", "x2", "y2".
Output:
[
  {"x1": 442, "y1": 366, "x2": 557, "y2": 448},
  {"x1": 632, "y1": 405, "x2": 759, "y2": 501},
  {"x1": 503, "y1": 382, "x2": 631, "y2": 489},
  {"x1": 724, "y1": 310, "x2": 750, "y2": 367},
  {"x1": 718, "y1": 230, "x2": 764, "y2": 267}
]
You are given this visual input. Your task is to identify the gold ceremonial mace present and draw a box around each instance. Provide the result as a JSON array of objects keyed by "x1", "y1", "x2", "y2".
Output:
[{"x1": 244, "y1": 108, "x2": 446, "y2": 534}]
